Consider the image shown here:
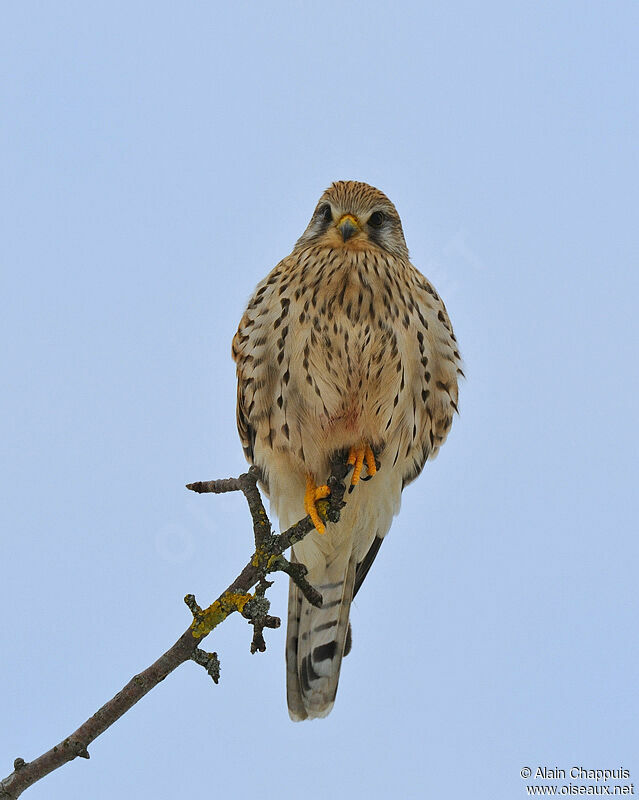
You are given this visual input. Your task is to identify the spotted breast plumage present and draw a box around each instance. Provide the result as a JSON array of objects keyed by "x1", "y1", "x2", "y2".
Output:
[{"x1": 232, "y1": 181, "x2": 461, "y2": 720}]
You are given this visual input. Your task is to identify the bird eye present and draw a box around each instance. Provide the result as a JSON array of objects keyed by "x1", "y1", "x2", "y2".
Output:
[
  {"x1": 317, "y1": 203, "x2": 332, "y2": 222},
  {"x1": 368, "y1": 211, "x2": 385, "y2": 228}
]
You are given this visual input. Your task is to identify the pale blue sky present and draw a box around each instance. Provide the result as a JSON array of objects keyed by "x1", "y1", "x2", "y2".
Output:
[{"x1": 2, "y1": 3, "x2": 638, "y2": 798}]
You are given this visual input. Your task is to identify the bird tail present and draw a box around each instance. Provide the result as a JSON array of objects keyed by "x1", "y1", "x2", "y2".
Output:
[{"x1": 286, "y1": 539, "x2": 357, "y2": 721}]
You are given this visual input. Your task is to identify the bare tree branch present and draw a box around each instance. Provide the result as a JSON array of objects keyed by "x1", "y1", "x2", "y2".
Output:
[{"x1": 1, "y1": 458, "x2": 350, "y2": 799}]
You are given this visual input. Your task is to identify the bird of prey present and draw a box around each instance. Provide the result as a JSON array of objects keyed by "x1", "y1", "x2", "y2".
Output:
[{"x1": 232, "y1": 181, "x2": 461, "y2": 720}]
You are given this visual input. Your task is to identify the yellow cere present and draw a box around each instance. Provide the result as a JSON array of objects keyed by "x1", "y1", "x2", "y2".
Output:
[{"x1": 337, "y1": 213, "x2": 360, "y2": 228}]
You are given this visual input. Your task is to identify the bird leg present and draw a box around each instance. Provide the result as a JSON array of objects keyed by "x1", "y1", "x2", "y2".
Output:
[
  {"x1": 305, "y1": 446, "x2": 377, "y2": 530},
  {"x1": 304, "y1": 475, "x2": 331, "y2": 534},
  {"x1": 347, "y1": 444, "x2": 377, "y2": 492}
]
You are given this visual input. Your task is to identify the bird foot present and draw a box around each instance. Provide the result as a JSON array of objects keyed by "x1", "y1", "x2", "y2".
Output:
[
  {"x1": 346, "y1": 444, "x2": 377, "y2": 492},
  {"x1": 304, "y1": 476, "x2": 331, "y2": 534}
]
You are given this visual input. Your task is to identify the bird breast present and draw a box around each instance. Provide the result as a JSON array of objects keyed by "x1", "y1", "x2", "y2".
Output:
[{"x1": 236, "y1": 243, "x2": 460, "y2": 483}]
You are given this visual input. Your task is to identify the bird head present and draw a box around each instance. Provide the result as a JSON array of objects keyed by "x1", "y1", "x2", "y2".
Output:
[{"x1": 295, "y1": 180, "x2": 409, "y2": 260}]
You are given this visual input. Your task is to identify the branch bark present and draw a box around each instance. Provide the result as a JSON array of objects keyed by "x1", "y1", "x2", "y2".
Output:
[{"x1": 1, "y1": 459, "x2": 349, "y2": 799}]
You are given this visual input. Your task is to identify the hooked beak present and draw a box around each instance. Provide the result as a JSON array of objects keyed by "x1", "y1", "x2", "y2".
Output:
[{"x1": 337, "y1": 214, "x2": 359, "y2": 242}]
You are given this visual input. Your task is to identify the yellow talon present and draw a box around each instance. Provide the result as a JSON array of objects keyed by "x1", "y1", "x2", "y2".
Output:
[
  {"x1": 365, "y1": 445, "x2": 377, "y2": 477},
  {"x1": 305, "y1": 475, "x2": 330, "y2": 534},
  {"x1": 352, "y1": 447, "x2": 365, "y2": 484},
  {"x1": 347, "y1": 444, "x2": 377, "y2": 486}
]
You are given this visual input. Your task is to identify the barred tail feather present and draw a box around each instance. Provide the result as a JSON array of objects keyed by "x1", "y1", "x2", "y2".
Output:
[
  {"x1": 278, "y1": 466, "x2": 402, "y2": 721},
  {"x1": 286, "y1": 545, "x2": 357, "y2": 721}
]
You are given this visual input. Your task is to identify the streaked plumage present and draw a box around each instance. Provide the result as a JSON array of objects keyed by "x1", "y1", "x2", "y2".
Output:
[{"x1": 232, "y1": 181, "x2": 461, "y2": 720}]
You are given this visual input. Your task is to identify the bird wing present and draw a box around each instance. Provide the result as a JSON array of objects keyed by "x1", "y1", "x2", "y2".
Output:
[{"x1": 353, "y1": 534, "x2": 384, "y2": 599}]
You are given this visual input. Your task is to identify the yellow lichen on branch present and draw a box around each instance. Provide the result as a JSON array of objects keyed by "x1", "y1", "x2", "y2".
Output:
[{"x1": 190, "y1": 591, "x2": 252, "y2": 639}]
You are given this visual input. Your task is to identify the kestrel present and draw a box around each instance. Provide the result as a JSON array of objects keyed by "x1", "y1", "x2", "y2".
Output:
[{"x1": 232, "y1": 181, "x2": 461, "y2": 720}]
